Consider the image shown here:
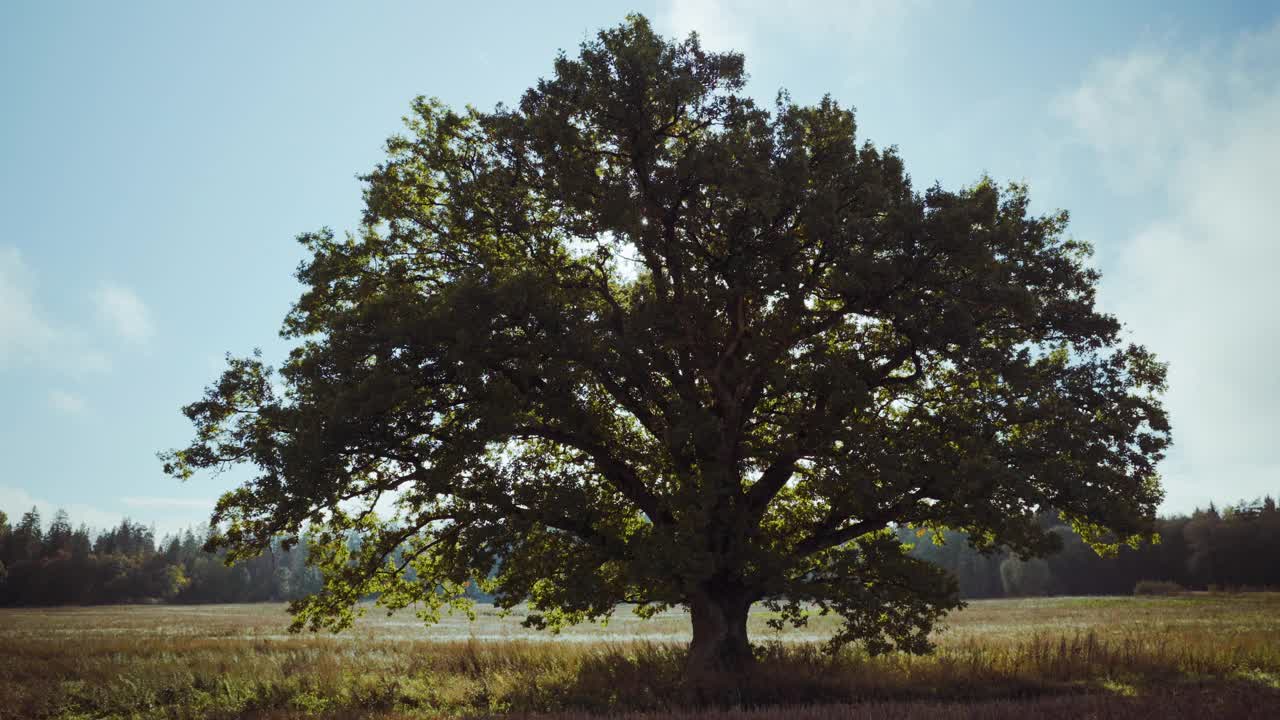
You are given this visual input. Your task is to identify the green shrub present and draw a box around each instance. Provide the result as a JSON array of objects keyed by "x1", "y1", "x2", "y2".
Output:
[{"x1": 1134, "y1": 580, "x2": 1184, "y2": 596}]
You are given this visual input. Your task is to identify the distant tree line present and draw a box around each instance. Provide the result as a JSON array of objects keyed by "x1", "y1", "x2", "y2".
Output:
[
  {"x1": 901, "y1": 496, "x2": 1280, "y2": 597},
  {"x1": 1, "y1": 496, "x2": 1276, "y2": 606},
  {"x1": 0, "y1": 508, "x2": 323, "y2": 606}
]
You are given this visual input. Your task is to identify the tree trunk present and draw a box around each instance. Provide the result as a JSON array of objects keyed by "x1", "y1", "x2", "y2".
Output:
[{"x1": 686, "y1": 590, "x2": 754, "y2": 676}]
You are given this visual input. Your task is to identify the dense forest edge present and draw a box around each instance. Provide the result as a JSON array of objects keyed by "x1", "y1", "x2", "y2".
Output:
[{"x1": 1, "y1": 496, "x2": 1277, "y2": 607}]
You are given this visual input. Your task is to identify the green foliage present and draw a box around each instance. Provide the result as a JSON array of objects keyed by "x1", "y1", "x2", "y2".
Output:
[{"x1": 164, "y1": 15, "x2": 1169, "y2": 666}]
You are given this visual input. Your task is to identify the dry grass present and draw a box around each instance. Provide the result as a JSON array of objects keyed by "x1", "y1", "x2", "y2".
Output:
[
  {"x1": 236, "y1": 686, "x2": 1280, "y2": 720},
  {"x1": 1, "y1": 594, "x2": 1278, "y2": 718}
]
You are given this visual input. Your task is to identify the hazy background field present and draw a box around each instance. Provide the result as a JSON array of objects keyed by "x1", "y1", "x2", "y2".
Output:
[
  {"x1": 3, "y1": 594, "x2": 1279, "y2": 645},
  {"x1": 3, "y1": 594, "x2": 1279, "y2": 718}
]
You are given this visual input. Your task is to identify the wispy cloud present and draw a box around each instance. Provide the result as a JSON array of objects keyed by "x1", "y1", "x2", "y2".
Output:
[
  {"x1": 48, "y1": 389, "x2": 88, "y2": 414},
  {"x1": 0, "y1": 486, "x2": 212, "y2": 539},
  {"x1": 1057, "y1": 22, "x2": 1280, "y2": 508},
  {"x1": 0, "y1": 485, "x2": 123, "y2": 534},
  {"x1": 0, "y1": 246, "x2": 111, "y2": 374},
  {"x1": 0, "y1": 246, "x2": 59, "y2": 366},
  {"x1": 121, "y1": 496, "x2": 214, "y2": 511},
  {"x1": 657, "y1": 0, "x2": 752, "y2": 52},
  {"x1": 656, "y1": 0, "x2": 925, "y2": 54},
  {"x1": 95, "y1": 283, "x2": 155, "y2": 343}
]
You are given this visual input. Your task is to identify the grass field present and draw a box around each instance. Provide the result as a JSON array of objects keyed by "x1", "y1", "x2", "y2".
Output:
[{"x1": 2, "y1": 594, "x2": 1279, "y2": 718}]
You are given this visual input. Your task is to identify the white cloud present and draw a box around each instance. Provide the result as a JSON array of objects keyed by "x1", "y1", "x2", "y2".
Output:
[
  {"x1": 1057, "y1": 23, "x2": 1280, "y2": 510},
  {"x1": 657, "y1": 0, "x2": 752, "y2": 52},
  {"x1": 0, "y1": 246, "x2": 112, "y2": 374},
  {"x1": 656, "y1": 0, "x2": 924, "y2": 54},
  {"x1": 1056, "y1": 48, "x2": 1214, "y2": 193},
  {"x1": 74, "y1": 350, "x2": 113, "y2": 373},
  {"x1": 0, "y1": 247, "x2": 61, "y2": 366},
  {"x1": 0, "y1": 485, "x2": 123, "y2": 534},
  {"x1": 95, "y1": 283, "x2": 155, "y2": 342},
  {"x1": 122, "y1": 496, "x2": 214, "y2": 511},
  {"x1": 0, "y1": 486, "x2": 211, "y2": 539},
  {"x1": 48, "y1": 389, "x2": 88, "y2": 414}
]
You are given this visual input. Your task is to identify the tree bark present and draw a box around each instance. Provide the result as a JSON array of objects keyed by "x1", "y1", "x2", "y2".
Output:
[{"x1": 686, "y1": 589, "x2": 754, "y2": 676}]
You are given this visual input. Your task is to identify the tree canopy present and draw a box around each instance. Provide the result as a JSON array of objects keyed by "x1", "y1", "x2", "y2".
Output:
[{"x1": 164, "y1": 15, "x2": 1169, "y2": 673}]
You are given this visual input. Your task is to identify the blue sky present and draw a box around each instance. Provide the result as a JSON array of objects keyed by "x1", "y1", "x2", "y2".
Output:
[{"x1": 2, "y1": 1, "x2": 1277, "y2": 536}]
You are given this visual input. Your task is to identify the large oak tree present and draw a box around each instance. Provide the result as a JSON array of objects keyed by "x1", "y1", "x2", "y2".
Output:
[{"x1": 165, "y1": 16, "x2": 1169, "y2": 673}]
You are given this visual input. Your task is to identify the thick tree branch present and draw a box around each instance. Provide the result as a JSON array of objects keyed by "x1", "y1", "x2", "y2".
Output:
[
  {"x1": 745, "y1": 453, "x2": 800, "y2": 515},
  {"x1": 793, "y1": 518, "x2": 889, "y2": 557},
  {"x1": 511, "y1": 424, "x2": 671, "y2": 525}
]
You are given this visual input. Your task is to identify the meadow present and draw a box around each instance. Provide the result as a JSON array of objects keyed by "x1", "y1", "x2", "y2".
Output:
[{"x1": 2, "y1": 594, "x2": 1279, "y2": 719}]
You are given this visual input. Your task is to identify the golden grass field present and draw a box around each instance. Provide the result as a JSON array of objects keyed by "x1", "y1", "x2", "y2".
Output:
[{"x1": 2, "y1": 594, "x2": 1279, "y2": 718}]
